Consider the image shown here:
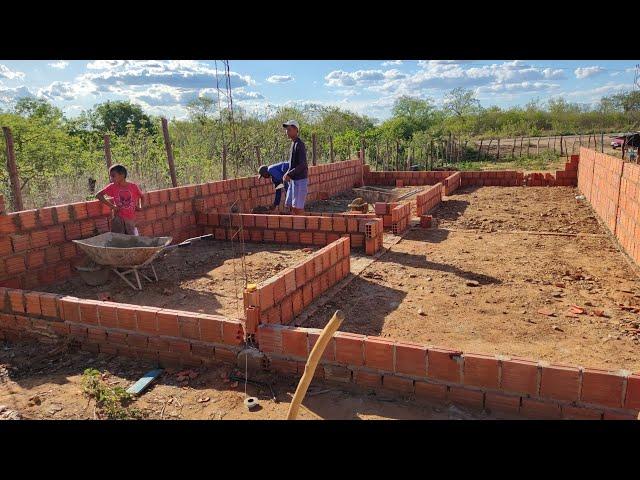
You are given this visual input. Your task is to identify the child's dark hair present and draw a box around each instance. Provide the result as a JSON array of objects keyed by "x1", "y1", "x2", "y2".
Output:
[{"x1": 109, "y1": 164, "x2": 127, "y2": 178}]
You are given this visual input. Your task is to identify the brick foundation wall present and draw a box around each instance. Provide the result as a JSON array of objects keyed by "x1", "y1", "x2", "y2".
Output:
[
  {"x1": 363, "y1": 168, "x2": 454, "y2": 186},
  {"x1": 196, "y1": 213, "x2": 383, "y2": 255},
  {"x1": 0, "y1": 287, "x2": 245, "y2": 367},
  {"x1": 0, "y1": 159, "x2": 364, "y2": 291},
  {"x1": 443, "y1": 172, "x2": 462, "y2": 195},
  {"x1": 257, "y1": 323, "x2": 640, "y2": 419},
  {"x1": 373, "y1": 202, "x2": 411, "y2": 235},
  {"x1": 578, "y1": 148, "x2": 640, "y2": 266},
  {"x1": 460, "y1": 170, "x2": 523, "y2": 187},
  {"x1": 416, "y1": 183, "x2": 443, "y2": 216},
  {"x1": 243, "y1": 237, "x2": 351, "y2": 326}
]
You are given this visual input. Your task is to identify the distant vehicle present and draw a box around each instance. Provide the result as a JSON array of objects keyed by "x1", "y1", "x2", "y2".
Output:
[{"x1": 611, "y1": 137, "x2": 625, "y2": 149}]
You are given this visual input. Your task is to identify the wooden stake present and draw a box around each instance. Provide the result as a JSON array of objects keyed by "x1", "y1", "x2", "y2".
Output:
[
  {"x1": 519, "y1": 136, "x2": 524, "y2": 157},
  {"x1": 329, "y1": 135, "x2": 334, "y2": 163},
  {"x1": 287, "y1": 310, "x2": 345, "y2": 420},
  {"x1": 2, "y1": 127, "x2": 23, "y2": 212},
  {"x1": 160, "y1": 118, "x2": 178, "y2": 186},
  {"x1": 560, "y1": 135, "x2": 564, "y2": 157},
  {"x1": 537, "y1": 136, "x2": 541, "y2": 156},
  {"x1": 103, "y1": 134, "x2": 113, "y2": 170},
  {"x1": 312, "y1": 133, "x2": 318, "y2": 166},
  {"x1": 511, "y1": 137, "x2": 516, "y2": 158},
  {"x1": 494, "y1": 138, "x2": 498, "y2": 161},
  {"x1": 601, "y1": 133, "x2": 604, "y2": 153},
  {"x1": 222, "y1": 144, "x2": 228, "y2": 180},
  {"x1": 255, "y1": 145, "x2": 262, "y2": 167},
  {"x1": 477, "y1": 139, "x2": 483, "y2": 160}
]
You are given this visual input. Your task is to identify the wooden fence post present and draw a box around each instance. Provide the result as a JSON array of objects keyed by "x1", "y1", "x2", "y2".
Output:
[
  {"x1": 477, "y1": 139, "x2": 483, "y2": 160},
  {"x1": 2, "y1": 126, "x2": 24, "y2": 211},
  {"x1": 526, "y1": 137, "x2": 530, "y2": 157},
  {"x1": 255, "y1": 145, "x2": 262, "y2": 166},
  {"x1": 161, "y1": 118, "x2": 179, "y2": 186},
  {"x1": 601, "y1": 133, "x2": 604, "y2": 153},
  {"x1": 519, "y1": 136, "x2": 524, "y2": 157},
  {"x1": 493, "y1": 138, "x2": 497, "y2": 161},
  {"x1": 221, "y1": 145, "x2": 228, "y2": 180},
  {"x1": 312, "y1": 133, "x2": 318, "y2": 166},
  {"x1": 103, "y1": 134, "x2": 113, "y2": 170},
  {"x1": 362, "y1": 137, "x2": 367, "y2": 164},
  {"x1": 560, "y1": 135, "x2": 564, "y2": 157},
  {"x1": 329, "y1": 135, "x2": 335, "y2": 163},
  {"x1": 537, "y1": 136, "x2": 541, "y2": 156},
  {"x1": 511, "y1": 137, "x2": 516, "y2": 158}
]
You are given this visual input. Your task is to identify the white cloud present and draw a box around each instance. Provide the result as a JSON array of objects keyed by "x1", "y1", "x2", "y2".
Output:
[
  {"x1": 266, "y1": 75, "x2": 294, "y2": 84},
  {"x1": 559, "y1": 82, "x2": 630, "y2": 100},
  {"x1": 0, "y1": 64, "x2": 25, "y2": 80},
  {"x1": 80, "y1": 60, "x2": 256, "y2": 91},
  {"x1": 324, "y1": 69, "x2": 407, "y2": 88},
  {"x1": 48, "y1": 61, "x2": 69, "y2": 70},
  {"x1": 478, "y1": 81, "x2": 560, "y2": 93},
  {"x1": 0, "y1": 85, "x2": 34, "y2": 105},
  {"x1": 37, "y1": 80, "x2": 96, "y2": 101},
  {"x1": 574, "y1": 66, "x2": 605, "y2": 79},
  {"x1": 381, "y1": 60, "x2": 403, "y2": 66}
]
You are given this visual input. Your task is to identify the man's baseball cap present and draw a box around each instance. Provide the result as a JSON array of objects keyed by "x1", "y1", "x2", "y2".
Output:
[
  {"x1": 258, "y1": 165, "x2": 269, "y2": 178},
  {"x1": 282, "y1": 120, "x2": 299, "y2": 130}
]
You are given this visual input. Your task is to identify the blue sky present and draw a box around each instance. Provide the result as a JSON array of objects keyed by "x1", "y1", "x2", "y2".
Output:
[{"x1": 0, "y1": 60, "x2": 637, "y2": 122}]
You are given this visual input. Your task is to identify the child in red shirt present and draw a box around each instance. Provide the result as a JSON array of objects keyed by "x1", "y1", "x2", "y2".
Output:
[{"x1": 96, "y1": 164, "x2": 143, "y2": 235}]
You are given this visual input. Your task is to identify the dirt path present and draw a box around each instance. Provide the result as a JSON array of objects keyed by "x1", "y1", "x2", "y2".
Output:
[
  {"x1": 304, "y1": 187, "x2": 640, "y2": 371},
  {"x1": 40, "y1": 242, "x2": 317, "y2": 319},
  {"x1": 0, "y1": 341, "x2": 514, "y2": 420}
]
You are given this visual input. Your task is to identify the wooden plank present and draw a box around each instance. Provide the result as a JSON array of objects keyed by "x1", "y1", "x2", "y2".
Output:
[{"x1": 126, "y1": 369, "x2": 164, "y2": 395}]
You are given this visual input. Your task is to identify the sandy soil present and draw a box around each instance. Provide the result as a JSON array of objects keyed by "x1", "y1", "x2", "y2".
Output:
[
  {"x1": 0, "y1": 340, "x2": 514, "y2": 420},
  {"x1": 304, "y1": 187, "x2": 640, "y2": 371},
  {"x1": 40, "y1": 242, "x2": 317, "y2": 320}
]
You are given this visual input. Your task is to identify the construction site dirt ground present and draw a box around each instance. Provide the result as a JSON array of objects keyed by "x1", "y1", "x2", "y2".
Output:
[
  {"x1": 40, "y1": 243, "x2": 318, "y2": 320},
  {"x1": 0, "y1": 340, "x2": 516, "y2": 420},
  {"x1": 303, "y1": 186, "x2": 640, "y2": 372}
]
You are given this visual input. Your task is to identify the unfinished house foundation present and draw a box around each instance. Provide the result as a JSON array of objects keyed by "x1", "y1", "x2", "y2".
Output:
[{"x1": 1, "y1": 153, "x2": 639, "y2": 420}]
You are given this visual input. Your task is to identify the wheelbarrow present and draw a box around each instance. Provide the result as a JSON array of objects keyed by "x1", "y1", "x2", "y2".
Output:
[{"x1": 73, "y1": 232, "x2": 173, "y2": 291}]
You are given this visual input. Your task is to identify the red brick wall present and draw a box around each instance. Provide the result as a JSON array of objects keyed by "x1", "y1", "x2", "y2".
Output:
[
  {"x1": 197, "y1": 212, "x2": 383, "y2": 256},
  {"x1": 443, "y1": 171, "x2": 462, "y2": 195},
  {"x1": 0, "y1": 159, "x2": 364, "y2": 291},
  {"x1": 578, "y1": 148, "x2": 640, "y2": 266},
  {"x1": 374, "y1": 202, "x2": 411, "y2": 235},
  {"x1": 416, "y1": 183, "x2": 443, "y2": 216},
  {"x1": 460, "y1": 170, "x2": 523, "y2": 187},
  {"x1": 0, "y1": 287, "x2": 245, "y2": 367},
  {"x1": 257, "y1": 323, "x2": 640, "y2": 419},
  {"x1": 243, "y1": 237, "x2": 351, "y2": 325},
  {"x1": 364, "y1": 170, "x2": 454, "y2": 186}
]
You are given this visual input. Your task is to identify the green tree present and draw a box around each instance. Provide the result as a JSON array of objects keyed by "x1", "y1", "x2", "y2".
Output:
[
  {"x1": 86, "y1": 101, "x2": 156, "y2": 136},
  {"x1": 186, "y1": 96, "x2": 216, "y2": 125}
]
